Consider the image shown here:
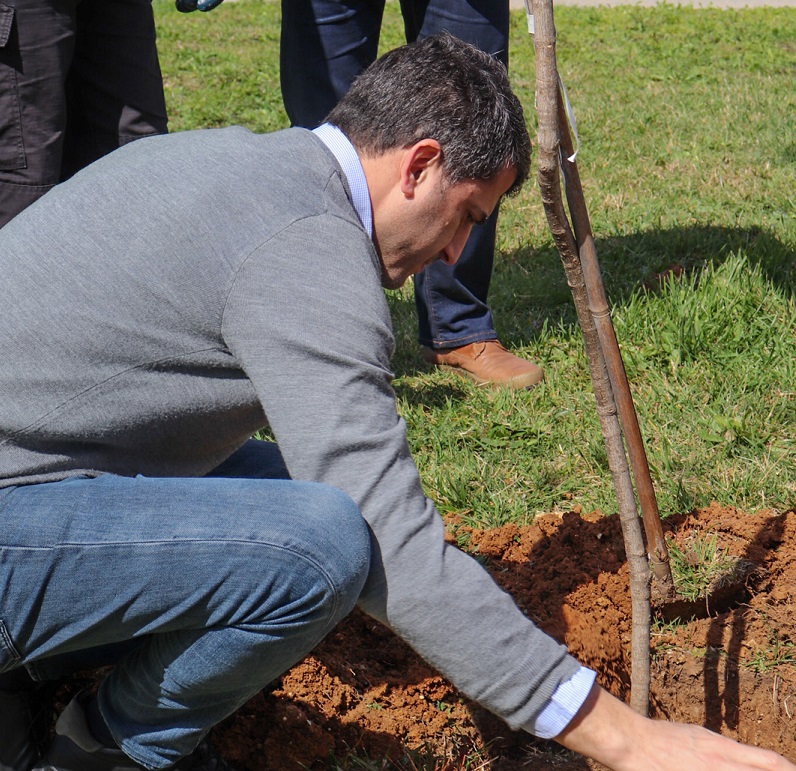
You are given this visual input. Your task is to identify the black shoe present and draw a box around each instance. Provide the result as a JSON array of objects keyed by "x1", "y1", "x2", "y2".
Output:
[
  {"x1": 33, "y1": 694, "x2": 237, "y2": 771},
  {"x1": 0, "y1": 683, "x2": 56, "y2": 771}
]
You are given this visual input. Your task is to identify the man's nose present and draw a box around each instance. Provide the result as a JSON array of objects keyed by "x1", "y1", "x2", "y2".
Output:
[{"x1": 440, "y1": 223, "x2": 473, "y2": 266}]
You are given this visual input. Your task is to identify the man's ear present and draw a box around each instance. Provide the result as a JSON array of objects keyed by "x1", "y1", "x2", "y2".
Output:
[{"x1": 399, "y1": 139, "x2": 443, "y2": 197}]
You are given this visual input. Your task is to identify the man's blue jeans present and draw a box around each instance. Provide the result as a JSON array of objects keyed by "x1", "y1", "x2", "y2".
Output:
[
  {"x1": 280, "y1": 0, "x2": 509, "y2": 348},
  {"x1": 0, "y1": 441, "x2": 371, "y2": 769}
]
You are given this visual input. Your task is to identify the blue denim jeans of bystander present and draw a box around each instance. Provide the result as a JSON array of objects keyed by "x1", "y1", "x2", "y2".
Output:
[{"x1": 279, "y1": 0, "x2": 510, "y2": 348}]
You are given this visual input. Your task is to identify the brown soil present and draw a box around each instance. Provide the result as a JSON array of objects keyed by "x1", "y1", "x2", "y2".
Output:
[
  {"x1": 56, "y1": 503, "x2": 793, "y2": 769},
  {"x1": 204, "y1": 503, "x2": 796, "y2": 770}
]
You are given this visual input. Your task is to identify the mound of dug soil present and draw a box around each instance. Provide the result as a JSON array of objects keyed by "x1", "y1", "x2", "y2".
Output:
[{"x1": 209, "y1": 503, "x2": 796, "y2": 770}]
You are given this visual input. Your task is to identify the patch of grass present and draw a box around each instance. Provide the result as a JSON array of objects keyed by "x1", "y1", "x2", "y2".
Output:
[
  {"x1": 153, "y1": 0, "x2": 796, "y2": 528},
  {"x1": 666, "y1": 532, "x2": 744, "y2": 603},
  {"x1": 745, "y1": 636, "x2": 796, "y2": 673},
  {"x1": 742, "y1": 609, "x2": 796, "y2": 673},
  {"x1": 650, "y1": 615, "x2": 690, "y2": 655},
  {"x1": 154, "y1": 0, "x2": 284, "y2": 133}
]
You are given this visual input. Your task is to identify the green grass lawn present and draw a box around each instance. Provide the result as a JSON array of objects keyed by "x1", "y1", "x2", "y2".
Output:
[{"x1": 154, "y1": 0, "x2": 796, "y2": 527}]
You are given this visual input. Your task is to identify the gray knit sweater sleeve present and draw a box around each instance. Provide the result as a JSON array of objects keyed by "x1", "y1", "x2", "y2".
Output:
[
  {"x1": 218, "y1": 147, "x2": 581, "y2": 733},
  {"x1": 0, "y1": 126, "x2": 580, "y2": 734}
]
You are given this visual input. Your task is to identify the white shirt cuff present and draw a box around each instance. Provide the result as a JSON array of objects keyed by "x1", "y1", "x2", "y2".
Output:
[{"x1": 532, "y1": 666, "x2": 597, "y2": 739}]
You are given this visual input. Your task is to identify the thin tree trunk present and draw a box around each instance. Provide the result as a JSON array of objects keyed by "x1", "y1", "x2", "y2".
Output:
[{"x1": 530, "y1": 0, "x2": 652, "y2": 713}]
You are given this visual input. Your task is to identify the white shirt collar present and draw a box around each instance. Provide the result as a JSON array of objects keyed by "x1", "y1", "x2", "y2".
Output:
[{"x1": 312, "y1": 123, "x2": 373, "y2": 238}]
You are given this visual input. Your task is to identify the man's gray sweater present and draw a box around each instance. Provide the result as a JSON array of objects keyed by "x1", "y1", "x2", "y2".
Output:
[{"x1": 0, "y1": 127, "x2": 580, "y2": 733}]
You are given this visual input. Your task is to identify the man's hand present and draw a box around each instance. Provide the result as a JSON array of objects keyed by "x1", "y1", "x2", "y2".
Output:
[
  {"x1": 557, "y1": 683, "x2": 794, "y2": 771},
  {"x1": 175, "y1": 0, "x2": 224, "y2": 12}
]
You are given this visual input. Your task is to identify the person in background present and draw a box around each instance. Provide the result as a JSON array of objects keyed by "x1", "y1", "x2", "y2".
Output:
[
  {"x1": 0, "y1": 0, "x2": 168, "y2": 228},
  {"x1": 276, "y1": 0, "x2": 544, "y2": 390},
  {"x1": 176, "y1": 0, "x2": 544, "y2": 388}
]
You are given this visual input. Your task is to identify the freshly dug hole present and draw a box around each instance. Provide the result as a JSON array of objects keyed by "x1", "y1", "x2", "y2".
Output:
[{"x1": 54, "y1": 504, "x2": 796, "y2": 770}]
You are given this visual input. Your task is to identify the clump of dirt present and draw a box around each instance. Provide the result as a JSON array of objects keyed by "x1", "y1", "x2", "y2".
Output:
[
  {"x1": 41, "y1": 504, "x2": 760, "y2": 769},
  {"x1": 207, "y1": 503, "x2": 796, "y2": 770}
]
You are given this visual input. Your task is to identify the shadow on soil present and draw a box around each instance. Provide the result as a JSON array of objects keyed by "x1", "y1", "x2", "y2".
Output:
[
  {"x1": 50, "y1": 510, "x2": 794, "y2": 769},
  {"x1": 461, "y1": 506, "x2": 796, "y2": 764}
]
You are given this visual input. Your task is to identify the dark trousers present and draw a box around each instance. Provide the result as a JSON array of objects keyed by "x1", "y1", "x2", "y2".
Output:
[
  {"x1": 280, "y1": 0, "x2": 510, "y2": 348},
  {"x1": 0, "y1": 0, "x2": 168, "y2": 227}
]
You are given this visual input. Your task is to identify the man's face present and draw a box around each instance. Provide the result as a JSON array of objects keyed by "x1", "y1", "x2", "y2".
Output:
[{"x1": 372, "y1": 149, "x2": 516, "y2": 290}]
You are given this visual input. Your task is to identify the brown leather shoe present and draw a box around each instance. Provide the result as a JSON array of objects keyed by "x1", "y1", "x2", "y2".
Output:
[{"x1": 422, "y1": 340, "x2": 544, "y2": 390}]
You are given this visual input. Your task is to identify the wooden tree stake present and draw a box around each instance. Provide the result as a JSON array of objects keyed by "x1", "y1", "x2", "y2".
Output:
[{"x1": 529, "y1": 0, "x2": 676, "y2": 712}]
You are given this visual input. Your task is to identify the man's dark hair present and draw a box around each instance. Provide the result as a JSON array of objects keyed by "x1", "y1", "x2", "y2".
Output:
[{"x1": 326, "y1": 32, "x2": 531, "y2": 196}]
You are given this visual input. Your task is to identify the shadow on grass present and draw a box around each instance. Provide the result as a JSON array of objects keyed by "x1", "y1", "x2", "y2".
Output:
[
  {"x1": 589, "y1": 223, "x2": 796, "y2": 298},
  {"x1": 391, "y1": 378, "x2": 471, "y2": 412},
  {"x1": 388, "y1": 223, "x2": 796, "y2": 382}
]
